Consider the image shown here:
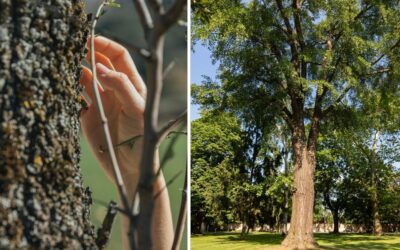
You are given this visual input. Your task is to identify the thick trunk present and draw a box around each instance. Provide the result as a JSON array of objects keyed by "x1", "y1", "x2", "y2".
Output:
[
  {"x1": 333, "y1": 210, "x2": 339, "y2": 234},
  {"x1": 371, "y1": 188, "x2": 383, "y2": 236},
  {"x1": 0, "y1": 1, "x2": 95, "y2": 249},
  {"x1": 371, "y1": 130, "x2": 383, "y2": 236},
  {"x1": 282, "y1": 126, "x2": 318, "y2": 249}
]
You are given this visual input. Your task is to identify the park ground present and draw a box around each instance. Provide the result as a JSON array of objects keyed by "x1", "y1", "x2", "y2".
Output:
[{"x1": 191, "y1": 232, "x2": 400, "y2": 250}]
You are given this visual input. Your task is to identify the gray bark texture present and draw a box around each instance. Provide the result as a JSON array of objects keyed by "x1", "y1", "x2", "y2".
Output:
[{"x1": 0, "y1": 0, "x2": 96, "y2": 249}]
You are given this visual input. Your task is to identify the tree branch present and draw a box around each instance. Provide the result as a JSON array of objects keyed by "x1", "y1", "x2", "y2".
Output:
[
  {"x1": 322, "y1": 86, "x2": 352, "y2": 116},
  {"x1": 157, "y1": 110, "x2": 187, "y2": 145},
  {"x1": 133, "y1": 1, "x2": 186, "y2": 248},
  {"x1": 96, "y1": 201, "x2": 118, "y2": 250},
  {"x1": 171, "y1": 165, "x2": 187, "y2": 250},
  {"x1": 292, "y1": 0, "x2": 305, "y2": 49},
  {"x1": 133, "y1": 0, "x2": 154, "y2": 37},
  {"x1": 160, "y1": 0, "x2": 187, "y2": 34},
  {"x1": 148, "y1": 0, "x2": 162, "y2": 14},
  {"x1": 371, "y1": 39, "x2": 400, "y2": 66},
  {"x1": 90, "y1": 2, "x2": 135, "y2": 249},
  {"x1": 163, "y1": 60, "x2": 176, "y2": 79},
  {"x1": 275, "y1": 0, "x2": 293, "y2": 35}
]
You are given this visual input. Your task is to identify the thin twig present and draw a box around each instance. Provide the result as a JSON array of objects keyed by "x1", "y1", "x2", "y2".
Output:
[
  {"x1": 154, "y1": 124, "x2": 186, "y2": 180},
  {"x1": 148, "y1": 0, "x2": 163, "y2": 13},
  {"x1": 163, "y1": 60, "x2": 176, "y2": 79},
  {"x1": 96, "y1": 201, "x2": 118, "y2": 249},
  {"x1": 90, "y1": 2, "x2": 135, "y2": 249},
  {"x1": 160, "y1": 0, "x2": 187, "y2": 33},
  {"x1": 157, "y1": 110, "x2": 187, "y2": 145},
  {"x1": 93, "y1": 198, "x2": 131, "y2": 216},
  {"x1": 116, "y1": 134, "x2": 143, "y2": 148},
  {"x1": 133, "y1": 0, "x2": 154, "y2": 36},
  {"x1": 171, "y1": 165, "x2": 187, "y2": 250},
  {"x1": 177, "y1": 20, "x2": 187, "y2": 27},
  {"x1": 153, "y1": 170, "x2": 183, "y2": 199}
]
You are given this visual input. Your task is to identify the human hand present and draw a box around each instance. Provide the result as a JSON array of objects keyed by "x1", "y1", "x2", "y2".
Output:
[{"x1": 79, "y1": 36, "x2": 147, "y2": 186}]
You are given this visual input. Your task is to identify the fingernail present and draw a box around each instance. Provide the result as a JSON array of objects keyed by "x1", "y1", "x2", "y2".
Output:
[{"x1": 96, "y1": 63, "x2": 111, "y2": 77}]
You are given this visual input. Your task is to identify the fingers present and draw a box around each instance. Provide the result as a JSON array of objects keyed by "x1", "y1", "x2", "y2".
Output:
[
  {"x1": 96, "y1": 63, "x2": 145, "y2": 116},
  {"x1": 80, "y1": 66, "x2": 104, "y2": 102},
  {"x1": 86, "y1": 51, "x2": 115, "y2": 71},
  {"x1": 86, "y1": 36, "x2": 147, "y2": 98}
]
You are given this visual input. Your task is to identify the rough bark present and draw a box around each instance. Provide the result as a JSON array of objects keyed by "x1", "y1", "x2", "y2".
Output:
[
  {"x1": 0, "y1": 0, "x2": 95, "y2": 248},
  {"x1": 281, "y1": 120, "x2": 318, "y2": 249}
]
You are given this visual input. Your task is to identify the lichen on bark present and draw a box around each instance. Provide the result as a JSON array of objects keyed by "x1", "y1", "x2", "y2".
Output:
[{"x1": 0, "y1": 0, "x2": 96, "y2": 248}]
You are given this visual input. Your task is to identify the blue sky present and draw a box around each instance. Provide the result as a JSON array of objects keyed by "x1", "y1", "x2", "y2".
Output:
[{"x1": 190, "y1": 43, "x2": 219, "y2": 120}]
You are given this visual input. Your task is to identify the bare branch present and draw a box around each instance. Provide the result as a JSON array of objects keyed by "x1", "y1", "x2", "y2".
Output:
[
  {"x1": 163, "y1": 60, "x2": 176, "y2": 80},
  {"x1": 148, "y1": 0, "x2": 162, "y2": 13},
  {"x1": 367, "y1": 67, "x2": 390, "y2": 76},
  {"x1": 133, "y1": 0, "x2": 154, "y2": 36},
  {"x1": 116, "y1": 134, "x2": 143, "y2": 148},
  {"x1": 153, "y1": 171, "x2": 183, "y2": 199},
  {"x1": 160, "y1": 0, "x2": 187, "y2": 33},
  {"x1": 171, "y1": 166, "x2": 187, "y2": 250},
  {"x1": 135, "y1": 1, "x2": 187, "y2": 248},
  {"x1": 160, "y1": 125, "x2": 185, "y2": 168},
  {"x1": 93, "y1": 198, "x2": 131, "y2": 216},
  {"x1": 90, "y1": 2, "x2": 135, "y2": 249},
  {"x1": 177, "y1": 19, "x2": 187, "y2": 27},
  {"x1": 157, "y1": 110, "x2": 188, "y2": 145},
  {"x1": 96, "y1": 201, "x2": 118, "y2": 249}
]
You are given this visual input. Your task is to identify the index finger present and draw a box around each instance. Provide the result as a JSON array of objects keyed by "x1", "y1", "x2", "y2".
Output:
[{"x1": 87, "y1": 36, "x2": 147, "y2": 98}]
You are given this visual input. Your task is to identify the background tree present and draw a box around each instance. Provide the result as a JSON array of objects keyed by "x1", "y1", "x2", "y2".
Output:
[
  {"x1": 0, "y1": 0, "x2": 96, "y2": 248},
  {"x1": 191, "y1": 111, "x2": 243, "y2": 233},
  {"x1": 192, "y1": 0, "x2": 400, "y2": 248}
]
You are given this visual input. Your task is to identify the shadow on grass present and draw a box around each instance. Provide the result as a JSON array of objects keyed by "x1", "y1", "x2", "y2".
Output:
[
  {"x1": 192, "y1": 232, "x2": 400, "y2": 250},
  {"x1": 316, "y1": 234, "x2": 400, "y2": 250},
  {"x1": 193, "y1": 232, "x2": 284, "y2": 246},
  {"x1": 319, "y1": 242, "x2": 400, "y2": 250}
]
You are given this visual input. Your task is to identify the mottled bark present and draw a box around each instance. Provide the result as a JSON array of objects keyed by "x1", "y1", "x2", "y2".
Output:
[
  {"x1": 282, "y1": 118, "x2": 318, "y2": 249},
  {"x1": 0, "y1": 0, "x2": 95, "y2": 249}
]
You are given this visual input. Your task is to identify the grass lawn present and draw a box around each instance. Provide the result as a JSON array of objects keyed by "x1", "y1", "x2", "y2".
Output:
[{"x1": 191, "y1": 232, "x2": 400, "y2": 250}]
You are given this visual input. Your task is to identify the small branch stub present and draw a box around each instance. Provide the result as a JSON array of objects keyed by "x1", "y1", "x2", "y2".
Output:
[{"x1": 96, "y1": 201, "x2": 118, "y2": 249}]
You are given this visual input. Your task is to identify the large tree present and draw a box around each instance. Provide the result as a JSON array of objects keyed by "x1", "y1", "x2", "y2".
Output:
[
  {"x1": 192, "y1": 0, "x2": 400, "y2": 248},
  {"x1": 0, "y1": 1, "x2": 96, "y2": 248}
]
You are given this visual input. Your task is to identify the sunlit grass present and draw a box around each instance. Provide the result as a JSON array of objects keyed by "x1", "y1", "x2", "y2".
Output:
[{"x1": 191, "y1": 232, "x2": 400, "y2": 250}]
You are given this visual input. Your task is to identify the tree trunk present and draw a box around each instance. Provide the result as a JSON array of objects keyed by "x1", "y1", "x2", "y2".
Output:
[
  {"x1": 0, "y1": 1, "x2": 95, "y2": 249},
  {"x1": 333, "y1": 210, "x2": 339, "y2": 234},
  {"x1": 282, "y1": 145, "x2": 289, "y2": 235},
  {"x1": 371, "y1": 130, "x2": 383, "y2": 236},
  {"x1": 240, "y1": 222, "x2": 247, "y2": 239},
  {"x1": 282, "y1": 125, "x2": 318, "y2": 249}
]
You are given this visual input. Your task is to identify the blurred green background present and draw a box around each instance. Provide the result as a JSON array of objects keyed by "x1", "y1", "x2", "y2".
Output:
[{"x1": 81, "y1": 1, "x2": 187, "y2": 249}]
